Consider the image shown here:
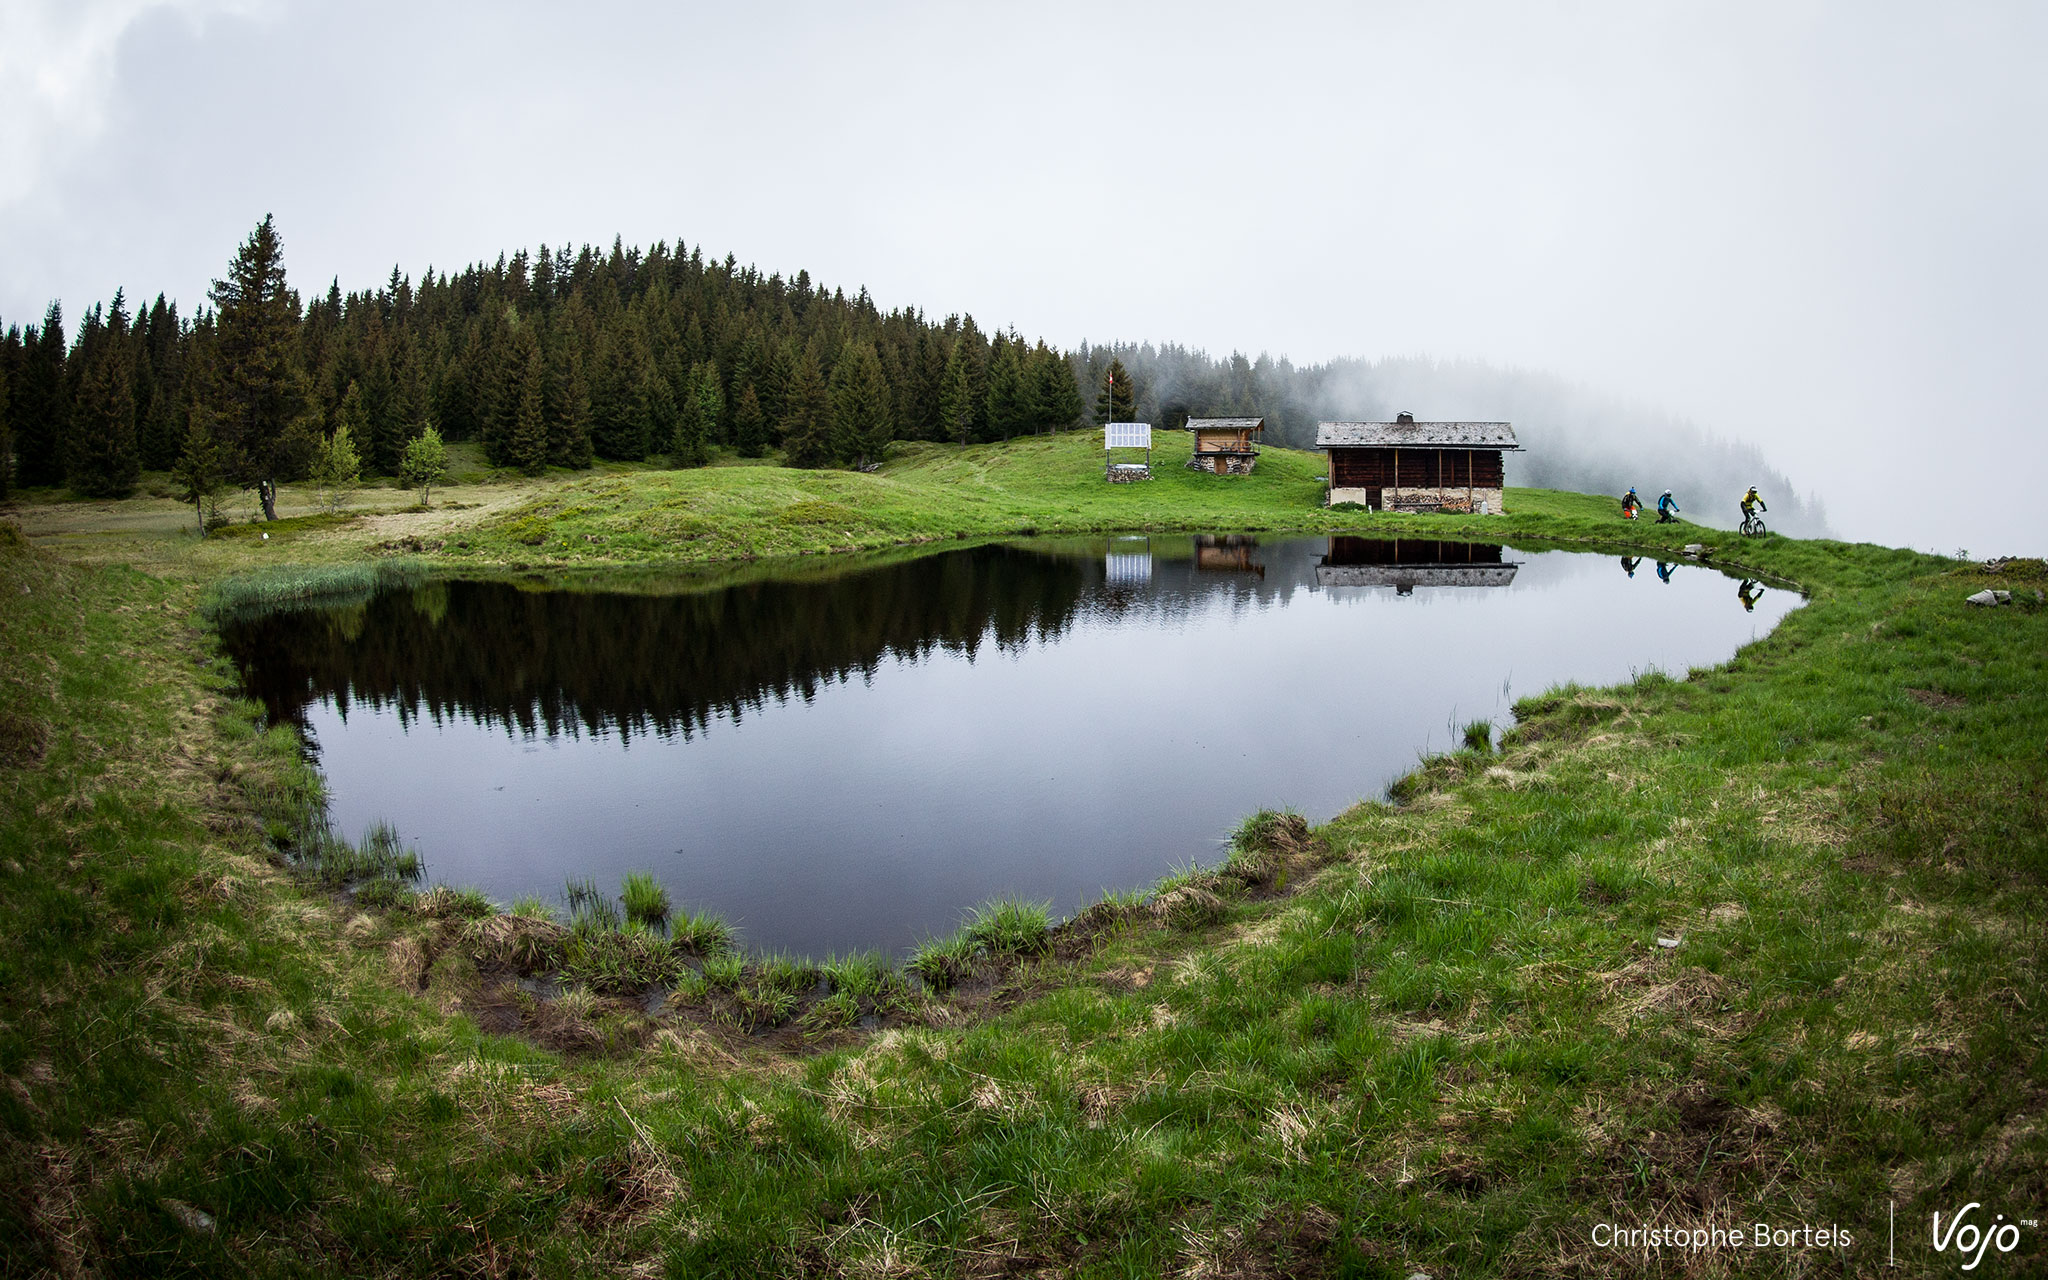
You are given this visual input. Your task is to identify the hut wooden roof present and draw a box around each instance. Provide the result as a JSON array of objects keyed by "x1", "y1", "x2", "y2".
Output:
[
  {"x1": 1186, "y1": 417, "x2": 1265, "y2": 433},
  {"x1": 1315, "y1": 421, "x2": 1519, "y2": 450}
]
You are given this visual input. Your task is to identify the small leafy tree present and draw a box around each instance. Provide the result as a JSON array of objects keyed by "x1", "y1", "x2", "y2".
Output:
[
  {"x1": 171, "y1": 409, "x2": 228, "y2": 536},
  {"x1": 316, "y1": 420, "x2": 362, "y2": 512},
  {"x1": 400, "y1": 425, "x2": 448, "y2": 506}
]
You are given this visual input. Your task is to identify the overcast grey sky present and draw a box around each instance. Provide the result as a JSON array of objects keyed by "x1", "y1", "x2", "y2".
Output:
[{"x1": 4, "y1": 0, "x2": 2042, "y2": 553}]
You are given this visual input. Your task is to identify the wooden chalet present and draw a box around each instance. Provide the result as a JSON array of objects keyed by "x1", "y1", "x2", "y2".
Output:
[
  {"x1": 1314, "y1": 537, "x2": 1519, "y2": 593},
  {"x1": 1184, "y1": 417, "x2": 1264, "y2": 475},
  {"x1": 1316, "y1": 413, "x2": 1519, "y2": 513}
]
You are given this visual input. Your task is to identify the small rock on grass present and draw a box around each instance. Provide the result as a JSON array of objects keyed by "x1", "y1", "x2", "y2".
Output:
[
  {"x1": 1965, "y1": 589, "x2": 1999, "y2": 606},
  {"x1": 163, "y1": 1198, "x2": 215, "y2": 1235}
]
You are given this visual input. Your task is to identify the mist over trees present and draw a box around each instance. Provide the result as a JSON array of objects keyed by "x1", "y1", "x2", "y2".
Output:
[
  {"x1": 1069, "y1": 344, "x2": 1828, "y2": 536},
  {"x1": 0, "y1": 220, "x2": 1820, "y2": 535}
]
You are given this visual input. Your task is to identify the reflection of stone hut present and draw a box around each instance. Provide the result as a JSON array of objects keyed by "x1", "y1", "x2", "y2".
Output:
[
  {"x1": 1314, "y1": 537, "x2": 1519, "y2": 594},
  {"x1": 1316, "y1": 413, "x2": 1518, "y2": 512},
  {"x1": 1185, "y1": 417, "x2": 1264, "y2": 475},
  {"x1": 1192, "y1": 534, "x2": 1265, "y2": 577}
]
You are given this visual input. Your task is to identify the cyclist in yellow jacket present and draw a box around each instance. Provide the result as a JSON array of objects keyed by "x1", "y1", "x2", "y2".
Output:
[{"x1": 1741, "y1": 485, "x2": 1767, "y2": 521}]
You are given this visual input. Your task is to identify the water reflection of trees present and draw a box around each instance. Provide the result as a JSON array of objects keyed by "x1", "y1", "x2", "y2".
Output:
[{"x1": 224, "y1": 545, "x2": 1095, "y2": 743}]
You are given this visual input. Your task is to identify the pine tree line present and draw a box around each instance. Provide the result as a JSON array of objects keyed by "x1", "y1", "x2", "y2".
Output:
[{"x1": 0, "y1": 219, "x2": 1090, "y2": 504}]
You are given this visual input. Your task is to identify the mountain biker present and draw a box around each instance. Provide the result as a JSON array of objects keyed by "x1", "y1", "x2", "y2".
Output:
[
  {"x1": 1741, "y1": 486, "x2": 1767, "y2": 522},
  {"x1": 1656, "y1": 560, "x2": 1675, "y2": 583},
  {"x1": 1621, "y1": 487, "x2": 1641, "y2": 519},
  {"x1": 1621, "y1": 555, "x2": 1641, "y2": 578},
  {"x1": 1738, "y1": 579, "x2": 1764, "y2": 612},
  {"x1": 1656, "y1": 489, "x2": 1681, "y2": 523}
]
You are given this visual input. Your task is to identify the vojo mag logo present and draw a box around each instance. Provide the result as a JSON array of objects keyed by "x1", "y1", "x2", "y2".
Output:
[{"x1": 1929, "y1": 1203, "x2": 2034, "y2": 1270}]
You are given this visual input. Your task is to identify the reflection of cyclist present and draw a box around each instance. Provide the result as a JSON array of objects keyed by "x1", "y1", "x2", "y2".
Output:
[
  {"x1": 1657, "y1": 489, "x2": 1681, "y2": 523},
  {"x1": 1656, "y1": 560, "x2": 1675, "y2": 583},
  {"x1": 1621, "y1": 555, "x2": 1641, "y2": 578},
  {"x1": 1741, "y1": 485, "x2": 1767, "y2": 521},
  {"x1": 1621, "y1": 488, "x2": 1641, "y2": 519},
  {"x1": 1738, "y1": 579, "x2": 1764, "y2": 612}
]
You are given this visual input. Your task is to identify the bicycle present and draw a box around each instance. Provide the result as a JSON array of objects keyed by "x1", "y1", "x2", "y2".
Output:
[{"x1": 1739, "y1": 510, "x2": 1767, "y2": 538}]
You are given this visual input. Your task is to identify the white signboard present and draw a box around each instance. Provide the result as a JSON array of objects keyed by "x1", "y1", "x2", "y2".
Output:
[{"x1": 1105, "y1": 422, "x2": 1152, "y2": 450}]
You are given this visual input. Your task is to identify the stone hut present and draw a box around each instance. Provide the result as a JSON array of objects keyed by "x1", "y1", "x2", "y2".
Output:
[
  {"x1": 1315, "y1": 413, "x2": 1518, "y2": 512},
  {"x1": 1184, "y1": 417, "x2": 1264, "y2": 475}
]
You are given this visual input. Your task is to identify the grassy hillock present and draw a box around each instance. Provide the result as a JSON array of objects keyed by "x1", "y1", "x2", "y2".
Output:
[{"x1": 1, "y1": 439, "x2": 2044, "y2": 1276}]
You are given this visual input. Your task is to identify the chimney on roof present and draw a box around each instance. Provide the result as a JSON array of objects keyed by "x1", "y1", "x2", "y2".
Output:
[{"x1": 1396, "y1": 411, "x2": 1415, "y2": 424}]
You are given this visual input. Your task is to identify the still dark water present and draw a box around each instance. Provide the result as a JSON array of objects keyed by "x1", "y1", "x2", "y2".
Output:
[{"x1": 223, "y1": 537, "x2": 1797, "y2": 956}]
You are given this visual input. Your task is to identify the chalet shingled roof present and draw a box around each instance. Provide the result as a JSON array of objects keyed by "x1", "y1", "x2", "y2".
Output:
[
  {"x1": 1314, "y1": 420, "x2": 1519, "y2": 450},
  {"x1": 1186, "y1": 417, "x2": 1265, "y2": 433}
]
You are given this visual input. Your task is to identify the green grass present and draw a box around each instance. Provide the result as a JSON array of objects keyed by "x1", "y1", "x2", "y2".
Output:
[
  {"x1": 389, "y1": 429, "x2": 1671, "y2": 571},
  {"x1": 960, "y1": 898, "x2": 1053, "y2": 957},
  {"x1": 619, "y1": 870, "x2": 671, "y2": 931},
  {"x1": 3, "y1": 450, "x2": 2045, "y2": 1275}
]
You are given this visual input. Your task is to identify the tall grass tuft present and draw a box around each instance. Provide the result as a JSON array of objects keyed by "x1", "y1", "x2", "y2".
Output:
[
  {"x1": 669, "y1": 908, "x2": 735, "y2": 957},
  {"x1": 620, "y1": 871, "x2": 672, "y2": 931},
  {"x1": 570, "y1": 894, "x2": 621, "y2": 937},
  {"x1": 964, "y1": 898, "x2": 1053, "y2": 957},
  {"x1": 293, "y1": 819, "x2": 423, "y2": 892},
  {"x1": 203, "y1": 561, "x2": 429, "y2": 625},
  {"x1": 908, "y1": 933, "x2": 978, "y2": 991},
  {"x1": 821, "y1": 951, "x2": 891, "y2": 1000},
  {"x1": 1462, "y1": 718, "x2": 1495, "y2": 752}
]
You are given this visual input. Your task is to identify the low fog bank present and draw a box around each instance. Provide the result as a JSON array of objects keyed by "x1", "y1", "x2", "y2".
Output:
[{"x1": 1075, "y1": 346, "x2": 1828, "y2": 537}]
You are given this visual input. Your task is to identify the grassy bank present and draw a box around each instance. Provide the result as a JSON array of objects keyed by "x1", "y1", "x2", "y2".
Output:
[
  {"x1": 16, "y1": 428, "x2": 1753, "y2": 581},
  {"x1": 2, "y1": 443, "x2": 2045, "y2": 1276}
]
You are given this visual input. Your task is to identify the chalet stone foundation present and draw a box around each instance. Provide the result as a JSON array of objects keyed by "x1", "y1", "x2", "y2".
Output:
[{"x1": 1328, "y1": 485, "x2": 1505, "y2": 514}]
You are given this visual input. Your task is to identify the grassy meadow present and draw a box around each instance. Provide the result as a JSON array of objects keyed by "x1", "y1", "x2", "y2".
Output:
[{"x1": 2, "y1": 430, "x2": 2044, "y2": 1276}]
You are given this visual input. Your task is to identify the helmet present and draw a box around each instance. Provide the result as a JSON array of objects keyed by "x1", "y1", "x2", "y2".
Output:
[
  {"x1": 1627, "y1": 487, "x2": 1637, "y2": 494},
  {"x1": 1746, "y1": 484, "x2": 1758, "y2": 494},
  {"x1": 1661, "y1": 489, "x2": 1672, "y2": 496}
]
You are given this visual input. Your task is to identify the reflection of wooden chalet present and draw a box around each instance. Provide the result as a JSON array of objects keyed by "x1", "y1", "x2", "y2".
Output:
[
  {"x1": 1185, "y1": 417, "x2": 1264, "y2": 475},
  {"x1": 1192, "y1": 534, "x2": 1265, "y2": 578},
  {"x1": 1317, "y1": 413, "x2": 1518, "y2": 512},
  {"x1": 1314, "y1": 537, "x2": 1519, "y2": 593}
]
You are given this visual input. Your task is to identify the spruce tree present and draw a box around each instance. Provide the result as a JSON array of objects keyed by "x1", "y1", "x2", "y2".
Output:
[
  {"x1": 732, "y1": 383, "x2": 767, "y2": 458},
  {"x1": 693, "y1": 358, "x2": 724, "y2": 447},
  {"x1": 1095, "y1": 357, "x2": 1135, "y2": 423},
  {"x1": 589, "y1": 320, "x2": 651, "y2": 460},
  {"x1": 984, "y1": 339, "x2": 1029, "y2": 442},
  {"x1": 14, "y1": 304, "x2": 68, "y2": 487},
  {"x1": 644, "y1": 366, "x2": 679, "y2": 467},
  {"x1": 779, "y1": 347, "x2": 834, "y2": 468},
  {"x1": 937, "y1": 339, "x2": 973, "y2": 447},
  {"x1": 65, "y1": 333, "x2": 140, "y2": 496},
  {"x1": 210, "y1": 216, "x2": 303, "y2": 518},
  {"x1": 671, "y1": 362, "x2": 715, "y2": 467},
  {"x1": 0, "y1": 341, "x2": 9, "y2": 501},
  {"x1": 551, "y1": 348, "x2": 594, "y2": 469},
  {"x1": 829, "y1": 341, "x2": 892, "y2": 468},
  {"x1": 1032, "y1": 347, "x2": 1083, "y2": 433},
  {"x1": 509, "y1": 331, "x2": 547, "y2": 475}
]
